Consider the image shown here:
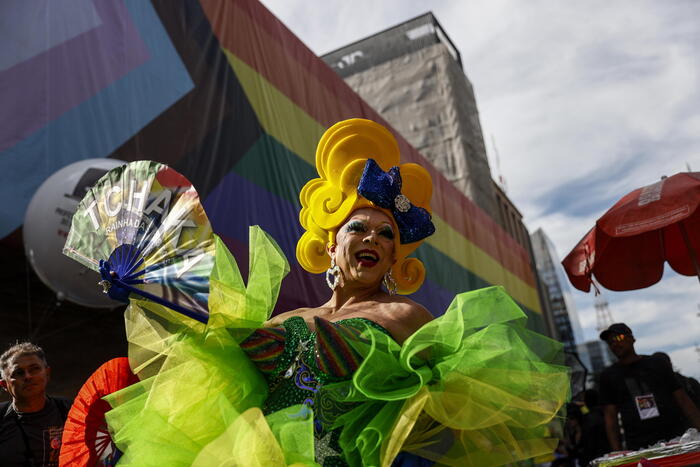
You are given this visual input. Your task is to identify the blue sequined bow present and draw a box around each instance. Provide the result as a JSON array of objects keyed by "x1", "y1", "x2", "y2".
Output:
[{"x1": 357, "y1": 159, "x2": 435, "y2": 244}]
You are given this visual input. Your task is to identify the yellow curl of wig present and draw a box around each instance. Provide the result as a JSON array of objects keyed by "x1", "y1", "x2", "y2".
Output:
[{"x1": 296, "y1": 118, "x2": 434, "y2": 294}]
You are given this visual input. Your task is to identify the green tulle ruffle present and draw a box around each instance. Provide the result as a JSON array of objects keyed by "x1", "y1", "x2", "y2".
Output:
[{"x1": 103, "y1": 226, "x2": 569, "y2": 466}]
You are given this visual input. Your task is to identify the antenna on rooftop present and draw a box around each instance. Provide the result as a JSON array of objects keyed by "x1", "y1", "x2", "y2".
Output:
[
  {"x1": 593, "y1": 282, "x2": 614, "y2": 332},
  {"x1": 490, "y1": 134, "x2": 507, "y2": 192}
]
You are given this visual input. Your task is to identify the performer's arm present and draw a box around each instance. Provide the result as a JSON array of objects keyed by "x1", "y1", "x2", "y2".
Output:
[
  {"x1": 603, "y1": 404, "x2": 622, "y2": 451},
  {"x1": 674, "y1": 388, "x2": 700, "y2": 430}
]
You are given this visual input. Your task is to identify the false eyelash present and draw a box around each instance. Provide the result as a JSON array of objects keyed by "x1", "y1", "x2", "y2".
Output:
[
  {"x1": 346, "y1": 221, "x2": 367, "y2": 233},
  {"x1": 379, "y1": 228, "x2": 394, "y2": 239}
]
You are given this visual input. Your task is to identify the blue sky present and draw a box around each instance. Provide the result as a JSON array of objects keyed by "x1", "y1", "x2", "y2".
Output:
[{"x1": 261, "y1": 0, "x2": 700, "y2": 378}]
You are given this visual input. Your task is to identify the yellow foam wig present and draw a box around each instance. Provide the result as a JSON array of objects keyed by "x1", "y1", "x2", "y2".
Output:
[{"x1": 296, "y1": 118, "x2": 434, "y2": 294}]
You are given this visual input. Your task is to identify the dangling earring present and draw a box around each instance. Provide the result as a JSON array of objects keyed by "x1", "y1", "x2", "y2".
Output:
[
  {"x1": 326, "y1": 257, "x2": 340, "y2": 290},
  {"x1": 383, "y1": 269, "x2": 397, "y2": 296}
]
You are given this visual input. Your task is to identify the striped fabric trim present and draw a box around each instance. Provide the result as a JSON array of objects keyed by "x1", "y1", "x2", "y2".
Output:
[
  {"x1": 239, "y1": 327, "x2": 287, "y2": 374},
  {"x1": 429, "y1": 217, "x2": 541, "y2": 313},
  {"x1": 314, "y1": 317, "x2": 363, "y2": 379},
  {"x1": 224, "y1": 51, "x2": 323, "y2": 166}
]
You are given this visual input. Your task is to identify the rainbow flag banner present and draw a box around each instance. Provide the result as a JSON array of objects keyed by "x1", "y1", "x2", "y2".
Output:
[{"x1": 3, "y1": 0, "x2": 545, "y2": 331}]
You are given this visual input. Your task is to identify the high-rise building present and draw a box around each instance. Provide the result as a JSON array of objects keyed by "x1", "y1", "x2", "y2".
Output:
[
  {"x1": 581, "y1": 339, "x2": 616, "y2": 387},
  {"x1": 531, "y1": 228, "x2": 587, "y2": 350},
  {"x1": 321, "y1": 13, "x2": 556, "y2": 337},
  {"x1": 583, "y1": 340, "x2": 615, "y2": 374},
  {"x1": 322, "y1": 13, "x2": 497, "y2": 218}
]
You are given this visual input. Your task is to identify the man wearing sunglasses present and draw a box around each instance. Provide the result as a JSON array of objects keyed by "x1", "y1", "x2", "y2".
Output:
[{"x1": 598, "y1": 323, "x2": 700, "y2": 452}]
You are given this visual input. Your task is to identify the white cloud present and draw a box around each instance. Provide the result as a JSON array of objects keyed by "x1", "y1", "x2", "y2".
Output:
[
  {"x1": 670, "y1": 345, "x2": 700, "y2": 380},
  {"x1": 465, "y1": 5, "x2": 700, "y2": 210}
]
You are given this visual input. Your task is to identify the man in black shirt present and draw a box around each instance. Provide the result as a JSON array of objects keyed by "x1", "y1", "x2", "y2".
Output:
[
  {"x1": 0, "y1": 342, "x2": 72, "y2": 467},
  {"x1": 653, "y1": 351, "x2": 700, "y2": 426},
  {"x1": 599, "y1": 323, "x2": 700, "y2": 451}
]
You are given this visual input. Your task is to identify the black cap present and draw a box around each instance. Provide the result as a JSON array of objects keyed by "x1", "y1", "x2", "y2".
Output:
[{"x1": 599, "y1": 323, "x2": 633, "y2": 341}]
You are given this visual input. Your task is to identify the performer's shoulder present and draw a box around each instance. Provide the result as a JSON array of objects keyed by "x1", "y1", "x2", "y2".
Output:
[
  {"x1": 384, "y1": 296, "x2": 433, "y2": 322},
  {"x1": 263, "y1": 307, "x2": 314, "y2": 327}
]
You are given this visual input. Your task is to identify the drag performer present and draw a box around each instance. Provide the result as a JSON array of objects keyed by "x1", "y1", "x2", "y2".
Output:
[{"x1": 91, "y1": 119, "x2": 569, "y2": 466}]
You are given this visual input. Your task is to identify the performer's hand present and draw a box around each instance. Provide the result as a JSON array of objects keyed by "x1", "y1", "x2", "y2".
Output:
[
  {"x1": 99, "y1": 259, "x2": 113, "y2": 283},
  {"x1": 99, "y1": 260, "x2": 130, "y2": 303}
]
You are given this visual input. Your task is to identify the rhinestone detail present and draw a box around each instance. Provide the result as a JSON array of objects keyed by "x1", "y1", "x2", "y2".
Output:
[{"x1": 394, "y1": 194, "x2": 410, "y2": 213}]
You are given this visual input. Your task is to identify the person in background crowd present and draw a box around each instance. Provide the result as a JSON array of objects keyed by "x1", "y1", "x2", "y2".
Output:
[
  {"x1": 0, "y1": 342, "x2": 72, "y2": 467},
  {"x1": 599, "y1": 323, "x2": 700, "y2": 451},
  {"x1": 578, "y1": 389, "x2": 611, "y2": 466},
  {"x1": 653, "y1": 351, "x2": 700, "y2": 429},
  {"x1": 552, "y1": 402, "x2": 582, "y2": 467}
]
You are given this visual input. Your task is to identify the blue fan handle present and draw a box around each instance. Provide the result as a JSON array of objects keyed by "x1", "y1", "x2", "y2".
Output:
[{"x1": 98, "y1": 259, "x2": 207, "y2": 324}]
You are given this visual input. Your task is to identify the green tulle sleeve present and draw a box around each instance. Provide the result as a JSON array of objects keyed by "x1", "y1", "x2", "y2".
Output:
[
  {"x1": 104, "y1": 227, "x2": 297, "y2": 466},
  {"x1": 325, "y1": 286, "x2": 570, "y2": 467}
]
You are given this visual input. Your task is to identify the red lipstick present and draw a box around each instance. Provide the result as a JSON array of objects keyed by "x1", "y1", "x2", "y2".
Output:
[{"x1": 355, "y1": 249, "x2": 379, "y2": 267}]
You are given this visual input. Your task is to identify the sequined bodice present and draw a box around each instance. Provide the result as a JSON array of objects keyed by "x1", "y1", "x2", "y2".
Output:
[{"x1": 240, "y1": 316, "x2": 392, "y2": 466}]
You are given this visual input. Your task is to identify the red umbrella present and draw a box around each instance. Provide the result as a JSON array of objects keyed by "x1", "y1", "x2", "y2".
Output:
[
  {"x1": 59, "y1": 357, "x2": 138, "y2": 466},
  {"x1": 562, "y1": 172, "x2": 700, "y2": 292}
]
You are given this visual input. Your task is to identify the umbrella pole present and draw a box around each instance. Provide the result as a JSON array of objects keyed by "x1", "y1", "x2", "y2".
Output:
[{"x1": 679, "y1": 220, "x2": 700, "y2": 285}]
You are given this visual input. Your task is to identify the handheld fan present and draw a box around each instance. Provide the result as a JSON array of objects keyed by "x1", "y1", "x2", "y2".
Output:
[
  {"x1": 59, "y1": 358, "x2": 139, "y2": 466},
  {"x1": 63, "y1": 161, "x2": 214, "y2": 323}
]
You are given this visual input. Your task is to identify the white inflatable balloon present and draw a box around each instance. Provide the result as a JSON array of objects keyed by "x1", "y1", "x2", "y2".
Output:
[{"x1": 23, "y1": 158, "x2": 126, "y2": 308}]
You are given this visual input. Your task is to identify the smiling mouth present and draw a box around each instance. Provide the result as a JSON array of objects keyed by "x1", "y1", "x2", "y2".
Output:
[{"x1": 355, "y1": 249, "x2": 379, "y2": 267}]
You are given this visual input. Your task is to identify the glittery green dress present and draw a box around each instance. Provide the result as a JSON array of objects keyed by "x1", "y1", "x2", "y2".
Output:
[
  {"x1": 103, "y1": 229, "x2": 570, "y2": 467},
  {"x1": 241, "y1": 316, "x2": 393, "y2": 466}
]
